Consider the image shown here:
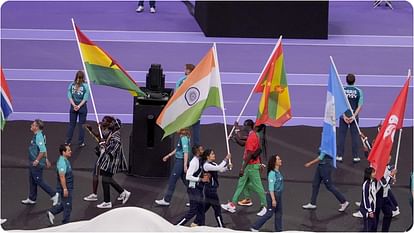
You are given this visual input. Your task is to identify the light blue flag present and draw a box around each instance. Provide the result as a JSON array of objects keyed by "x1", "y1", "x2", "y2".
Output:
[{"x1": 320, "y1": 59, "x2": 349, "y2": 167}]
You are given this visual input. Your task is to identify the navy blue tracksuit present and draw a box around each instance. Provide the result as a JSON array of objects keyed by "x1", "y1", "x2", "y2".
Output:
[{"x1": 310, "y1": 156, "x2": 347, "y2": 205}]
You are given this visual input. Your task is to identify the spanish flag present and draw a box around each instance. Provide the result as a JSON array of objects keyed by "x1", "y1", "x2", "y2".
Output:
[
  {"x1": 254, "y1": 37, "x2": 292, "y2": 127},
  {"x1": 74, "y1": 24, "x2": 145, "y2": 96}
]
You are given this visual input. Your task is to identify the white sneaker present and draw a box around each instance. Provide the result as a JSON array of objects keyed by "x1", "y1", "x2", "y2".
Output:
[
  {"x1": 336, "y1": 156, "x2": 343, "y2": 162},
  {"x1": 155, "y1": 198, "x2": 170, "y2": 206},
  {"x1": 392, "y1": 208, "x2": 400, "y2": 217},
  {"x1": 117, "y1": 193, "x2": 124, "y2": 201},
  {"x1": 186, "y1": 202, "x2": 190, "y2": 207},
  {"x1": 302, "y1": 203, "x2": 317, "y2": 209},
  {"x1": 136, "y1": 5, "x2": 144, "y2": 12},
  {"x1": 21, "y1": 198, "x2": 36, "y2": 205},
  {"x1": 250, "y1": 228, "x2": 259, "y2": 232},
  {"x1": 97, "y1": 202, "x2": 112, "y2": 209},
  {"x1": 355, "y1": 201, "x2": 361, "y2": 207},
  {"x1": 121, "y1": 190, "x2": 131, "y2": 204},
  {"x1": 84, "y1": 193, "x2": 98, "y2": 201},
  {"x1": 51, "y1": 193, "x2": 59, "y2": 206},
  {"x1": 256, "y1": 206, "x2": 267, "y2": 216},
  {"x1": 339, "y1": 201, "x2": 349, "y2": 212},
  {"x1": 353, "y1": 211, "x2": 363, "y2": 218},
  {"x1": 221, "y1": 202, "x2": 236, "y2": 213},
  {"x1": 47, "y1": 211, "x2": 54, "y2": 225},
  {"x1": 150, "y1": 7, "x2": 156, "y2": 13},
  {"x1": 353, "y1": 157, "x2": 361, "y2": 163}
]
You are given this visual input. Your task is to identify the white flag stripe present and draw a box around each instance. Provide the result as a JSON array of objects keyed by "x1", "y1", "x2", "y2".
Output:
[{"x1": 159, "y1": 67, "x2": 220, "y2": 128}]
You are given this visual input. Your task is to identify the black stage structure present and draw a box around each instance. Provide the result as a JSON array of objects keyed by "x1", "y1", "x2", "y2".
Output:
[{"x1": 194, "y1": 1, "x2": 329, "y2": 39}]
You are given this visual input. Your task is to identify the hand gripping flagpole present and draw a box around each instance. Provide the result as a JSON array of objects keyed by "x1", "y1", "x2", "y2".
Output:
[
  {"x1": 394, "y1": 69, "x2": 411, "y2": 172},
  {"x1": 227, "y1": 35, "x2": 283, "y2": 139},
  {"x1": 213, "y1": 43, "x2": 232, "y2": 168},
  {"x1": 71, "y1": 18, "x2": 103, "y2": 139},
  {"x1": 330, "y1": 56, "x2": 364, "y2": 143}
]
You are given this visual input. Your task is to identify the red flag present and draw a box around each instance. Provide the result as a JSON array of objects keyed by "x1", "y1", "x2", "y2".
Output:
[{"x1": 368, "y1": 76, "x2": 411, "y2": 180}]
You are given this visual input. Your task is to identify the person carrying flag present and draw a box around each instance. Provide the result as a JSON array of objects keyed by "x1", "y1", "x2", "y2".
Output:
[
  {"x1": 221, "y1": 119, "x2": 267, "y2": 217},
  {"x1": 302, "y1": 151, "x2": 349, "y2": 211}
]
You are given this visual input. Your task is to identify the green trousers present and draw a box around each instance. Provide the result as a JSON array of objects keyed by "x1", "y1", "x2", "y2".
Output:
[{"x1": 231, "y1": 163, "x2": 266, "y2": 207}]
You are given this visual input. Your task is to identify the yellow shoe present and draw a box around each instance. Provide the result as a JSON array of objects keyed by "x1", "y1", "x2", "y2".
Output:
[{"x1": 190, "y1": 223, "x2": 199, "y2": 227}]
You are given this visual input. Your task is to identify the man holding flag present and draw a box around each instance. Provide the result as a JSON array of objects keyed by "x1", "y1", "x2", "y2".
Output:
[
  {"x1": 368, "y1": 75, "x2": 411, "y2": 232},
  {"x1": 302, "y1": 58, "x2": 350, "y2": 212}
]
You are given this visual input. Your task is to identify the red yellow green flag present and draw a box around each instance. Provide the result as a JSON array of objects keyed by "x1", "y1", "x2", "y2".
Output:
[
  {"x1": 74, "y1": 25, "x2": 145, "y2": 96},
  {"x1": 254, "y1": 39, "x2": 292, "y2": 127}
]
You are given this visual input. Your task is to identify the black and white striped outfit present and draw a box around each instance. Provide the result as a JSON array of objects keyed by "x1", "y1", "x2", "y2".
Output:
[
  {"x1": 96, "y1": 130, "x2": 128, "y2": 174},
  {"x1": 97, "y1": 129, "x2": 128, "y2": 203},
  {"x1": 203, "y1": 159, "x2": 229, "y2": 228}
]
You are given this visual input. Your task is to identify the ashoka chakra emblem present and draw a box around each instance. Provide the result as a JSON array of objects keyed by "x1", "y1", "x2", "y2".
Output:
[{"x1": 185, "y1": 87, "x2": 200, "y2": 106}]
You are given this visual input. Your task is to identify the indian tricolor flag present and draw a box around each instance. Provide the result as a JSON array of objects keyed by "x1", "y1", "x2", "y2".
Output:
[
  {"x1": 1, "y1": 67, "x2": 13, "y2": 130},
  {"x1": 254, "y1": 37, "x2": 292, "y2": 127},
  {"x1": 73, "y1": 23, "x2": 145, "y2": 96},
  {"x1": 157, "y1": 47, "x2": 223, "y2": 138}
]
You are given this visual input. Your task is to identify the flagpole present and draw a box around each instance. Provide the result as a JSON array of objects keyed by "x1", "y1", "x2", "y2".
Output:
[
  {"x1": 329, "y1": 56, "x2": 363, "y2": 135},
  {"x1": 213, "y1": 43, "x2": 232, "y2": 168},
  {"x1": 395, "y1": 69, "x2": 412, "y2": 171},
  {"x1": 393, "y1": 129, "x2": 403, "y2": 171},
  {"x1": 71, "y1": 18, "x2": 103, "y2": 139},
  {"x1": 227, "y1": 35, "x2": 283, "y2": 139}
]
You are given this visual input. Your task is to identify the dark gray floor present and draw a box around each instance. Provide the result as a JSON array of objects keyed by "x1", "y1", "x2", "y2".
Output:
[{"x1": 1, "y1": 121, "x2": 413, "y2": 231}]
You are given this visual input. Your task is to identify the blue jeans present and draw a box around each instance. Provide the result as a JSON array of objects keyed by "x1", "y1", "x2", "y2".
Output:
[
  {"x1": 164, "y1": 158, "x2": 188, "y2": 202},
  {"x1": 310, "y1": 162, "x2": 346, "y2": 205},
  {"x1": 251, "y1": 193, "x2": 283, "y2": 232},
  {"x1": 337, "y1": 116, "x2": 360, "y2": 158},
  {"x1": 138, "y1": 0, "x2": 155, "y2": 7},
  {"x1": 29, "y1": 165, "x2": 55, "y2": 201},
  {"x1": 66, "y1": 104, "x2": 87, "y2": 145},
  {"x1": 49, "y1": 189, "x2": 72, "y2": 224}
]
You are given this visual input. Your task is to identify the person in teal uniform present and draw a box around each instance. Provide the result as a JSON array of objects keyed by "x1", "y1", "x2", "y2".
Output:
[
  {"x1": 65, "y1": 70, "x2": 90, "y2": 147},
  {"x1": 175, "y1": 64, "x2": 201, "y2": 146},
  {"x1": 22, "y1": 119, "x2": 59, "y2": 206},
  {"x1": 47, "y1": 144, "x2": 74, "y2": 225},
  {"x1": 155, "y1": 128, "x2": 191, "y2": 206},
  {"x1": 251, "y1": 154, "x2": 284, "y2": 232}
]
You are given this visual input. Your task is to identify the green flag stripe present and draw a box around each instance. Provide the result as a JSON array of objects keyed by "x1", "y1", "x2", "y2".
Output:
[
  {"x1": 162, "y1": 87, "x2": 221, "y2": 138},
  {"x1": 85, "y1": 63, "x2": 145, "y2": 96},
  {"x1": 1, "y1": 111, "x2": 5, "y2": 130}
]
